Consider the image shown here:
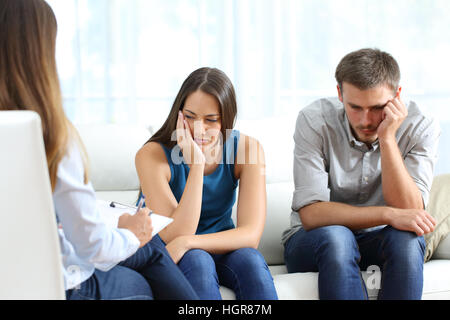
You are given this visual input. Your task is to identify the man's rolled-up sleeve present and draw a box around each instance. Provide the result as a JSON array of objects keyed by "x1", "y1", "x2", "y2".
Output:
[
  {"x1": 404, "y1": 118, "x2": 441, "y2": 208},
  {"x1": 292, "y1": 111, "x2": 330, "y2": 212}
]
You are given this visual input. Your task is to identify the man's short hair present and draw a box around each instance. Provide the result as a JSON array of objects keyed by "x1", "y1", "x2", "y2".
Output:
[{"x1": 335, "y1": 48, "x2": 401, "y2": 92}]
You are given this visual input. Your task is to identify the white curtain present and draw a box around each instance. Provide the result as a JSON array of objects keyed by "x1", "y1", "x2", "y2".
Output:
[{"x1": 47, "y1": 0, "x2": 450, "y2": 174}]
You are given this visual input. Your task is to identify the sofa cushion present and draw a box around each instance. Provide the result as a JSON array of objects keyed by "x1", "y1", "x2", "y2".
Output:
[
  {"x1": 234, "y1": 116, "x2": 296, "y2": 184},
  {"x1": 219, "y1": 260, "x2": 450, "y2": 300},
  {"x1": 231, "y1": 182, "x2": 294, "y2": 265},
  {"x1": 259, "y1": 182, "x2": 294, "y2": 265},
  {"x1": 424, "y1": 174, "x2": 450, "y2": 261},
  {"x1": 422, "y1": 259, "x2": 450, "y2": 299}
]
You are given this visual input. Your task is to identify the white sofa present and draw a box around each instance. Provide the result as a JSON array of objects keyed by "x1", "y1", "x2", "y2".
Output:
[{"x1": 77, "y1": 119, "x2": 450, "y2": 300}]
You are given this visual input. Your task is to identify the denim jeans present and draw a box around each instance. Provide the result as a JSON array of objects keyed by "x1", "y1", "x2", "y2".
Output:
[
  {"x1": 284, "y1": 225, "x2": 426, "y2": 300},
  {"x1": 178, "y1": 247, "x2": 278, "y2": 300},
  {"x1": 66, "y1": 235, "x2": 199, "y2": 300}
]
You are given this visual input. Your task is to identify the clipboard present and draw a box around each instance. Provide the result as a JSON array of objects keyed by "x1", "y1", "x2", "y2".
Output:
[{"x1": 97, "y1": 200, "x2": 173, "y2": 236}]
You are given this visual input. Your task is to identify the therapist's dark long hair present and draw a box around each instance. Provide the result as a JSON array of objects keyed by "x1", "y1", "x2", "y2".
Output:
[
  {"x1": 0, "y1": 0, "x2": 88, "y2": 189},
  {"x1": 147, "y1": 67, "x2": 238, "y2": 148}
]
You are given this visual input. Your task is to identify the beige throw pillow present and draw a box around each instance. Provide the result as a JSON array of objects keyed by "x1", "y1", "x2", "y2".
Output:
[{"x1": 424, "y1": 174, "x2": 450, "y2": 262}]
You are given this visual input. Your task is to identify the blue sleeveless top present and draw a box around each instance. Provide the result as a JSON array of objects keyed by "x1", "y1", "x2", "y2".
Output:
[{"x1": 161, "y1": 130, "x2": 240, "y2": 235}]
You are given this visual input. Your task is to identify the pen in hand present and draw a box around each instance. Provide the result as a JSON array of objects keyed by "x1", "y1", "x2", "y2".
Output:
[
  {"x1": 135, "y1": 196, "x2": 146, "y2": 214},
  {"x1": 136, "y1": 196, "x2": 153, "y2": 216},
  {"x1": 110, "y1": 195, "x2": 152, "y2": 216}
]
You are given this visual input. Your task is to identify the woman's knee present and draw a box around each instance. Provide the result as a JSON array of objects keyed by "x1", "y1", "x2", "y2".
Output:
[
  {"x1": 216, "y1": 248, "x2": 277, "y2": 300},
  {"x1": 178, "y1": 249, "x2": 220, "y2": 299},
  {"x1": 179, "y1": 249, "x2": 217, "y2": 275},
  {"x1": 225, "y1": 248, "x2": 269, "y2": 271},
  {"x1": 217, "y1": 248, "x2": 273, "y2": 286}
]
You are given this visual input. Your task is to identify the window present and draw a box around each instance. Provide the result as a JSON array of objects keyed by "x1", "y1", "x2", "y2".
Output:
[{"x1": 47, "y1": 0, "x2": 450, "y2": 173}]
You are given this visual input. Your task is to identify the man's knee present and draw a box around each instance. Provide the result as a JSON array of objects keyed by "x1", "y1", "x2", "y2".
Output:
[
  {"x1": 381, "y1": 227, "x2": 425, "y2": 263},
  {"x1": 313, "y1": 225, "x2": 358, "y2": 250},
  {"x1": 310, "y1": 225, "x2": 360, "y2": 265}
]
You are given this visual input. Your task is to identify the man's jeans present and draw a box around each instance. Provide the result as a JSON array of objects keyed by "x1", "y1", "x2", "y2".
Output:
[
  {"x1": 178, "y1": 247, "x2": 278, "y2": 300},
  {"x1": 66, "y1": 235, "x2": 199, "y2": 300},
  {"x1": 284, "y1": 225, "x2": 426, "y2": 300}
]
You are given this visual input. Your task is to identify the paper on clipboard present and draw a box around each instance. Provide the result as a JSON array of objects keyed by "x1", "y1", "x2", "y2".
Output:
[{"x1": 97, "y1": 200, "x2": 173, "y2": 236}]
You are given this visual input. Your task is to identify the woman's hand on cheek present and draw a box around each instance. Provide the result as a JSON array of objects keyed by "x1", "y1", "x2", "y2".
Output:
[{"x1": 176, "y1": 112, "x2": 205, "y2": 165}]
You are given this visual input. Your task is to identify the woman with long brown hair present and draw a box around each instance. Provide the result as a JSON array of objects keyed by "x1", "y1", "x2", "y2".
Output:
[
  {"x1": 136, "y1": 67, "x2": 278, "y2": 299},
  {"x1": 0, "y1": 0, "x2": 198, "y2": 300}
]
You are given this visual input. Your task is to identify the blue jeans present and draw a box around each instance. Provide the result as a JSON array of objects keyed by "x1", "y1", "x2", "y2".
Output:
[
  {"x1": 66, "y1": 235, "x2": 199, "y2": 300},
  {"x1": 178, "y1": 248, "x2": 278, "y2": 300},
  {"x1": 284, "y1": 225, "x2": 426, "y2": 300}
]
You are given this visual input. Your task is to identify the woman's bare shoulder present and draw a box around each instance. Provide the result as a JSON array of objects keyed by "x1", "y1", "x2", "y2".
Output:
[
  {"x1": 236, "y1": 133, "x2": 265, "y2": 161},
  {"x1": 136, "y1": 141, "x2": 169, "y2": 167}
]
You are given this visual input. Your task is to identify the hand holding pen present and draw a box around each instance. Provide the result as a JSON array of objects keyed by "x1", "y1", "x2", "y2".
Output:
[{"x1": 117, "y1": 196, "x2": 154, "y2": 247}]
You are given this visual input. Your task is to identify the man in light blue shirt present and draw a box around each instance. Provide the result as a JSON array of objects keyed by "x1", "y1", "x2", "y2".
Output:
[{"x1": 282, "y1": 48, "x2": 441, "y2": 300}]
